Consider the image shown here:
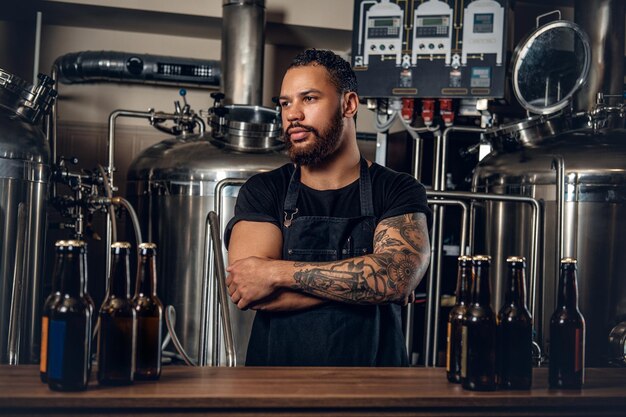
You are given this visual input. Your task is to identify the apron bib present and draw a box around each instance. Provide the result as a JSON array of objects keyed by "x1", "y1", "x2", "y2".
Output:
[{"x1": 246, "y1": 158, "x2": 408, "y2": 366}]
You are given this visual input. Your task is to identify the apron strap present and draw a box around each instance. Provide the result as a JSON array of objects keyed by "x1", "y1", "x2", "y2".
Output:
[{"x1": 358, "y1": 156, "x2": 374, "y2": 217}]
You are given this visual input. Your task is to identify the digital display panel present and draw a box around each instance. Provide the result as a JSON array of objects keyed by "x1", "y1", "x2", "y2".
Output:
[
  {"x1": 422, "y1": 17, "x2": 444, "y2": 26},
  {"x1": 158, "y1": 63, "x2": 214, "y2": 78},
  {"x1": 473, "y1": 13, "x2": 494, "y2": 33},
  {"x1": 374, "y1": 18, "x2": 395, "y2": 27}
]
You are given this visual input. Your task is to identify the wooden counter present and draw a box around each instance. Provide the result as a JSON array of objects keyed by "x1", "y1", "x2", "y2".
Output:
[{"x1": 1, "y1": 366, "x2": 625, "y2": 416}]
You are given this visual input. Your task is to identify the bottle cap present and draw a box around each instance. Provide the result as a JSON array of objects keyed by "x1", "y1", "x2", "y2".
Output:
[
  {"x1": 472, "y1": 254, "x2": 491, "y2": 262},
  {"x1": 138, "y1": 242, "x2": 157, "y2": 250},
  {"x1": 560, "y1": 257, "x2": 577, "y2": 264},
  {"x1": 111, "y1": 241, "x2": 132, "y2": 249},
  {"x1": 457, "y1": 255, "x2": 473, "y2": 262},
  {"x1": 54, "y1": 240, "x2": 67, "y2": 247},
  {"x1": 506, "y1": 256, "x2": 526, "y2": 263},
  {"x1": 64, "y1": 240, "x2": 86, "y2": 248}
]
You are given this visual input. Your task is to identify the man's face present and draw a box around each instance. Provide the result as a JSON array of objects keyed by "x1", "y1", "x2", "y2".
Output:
[{"x1": 279, "y1": 65, "x2": 345, "y2": 166}]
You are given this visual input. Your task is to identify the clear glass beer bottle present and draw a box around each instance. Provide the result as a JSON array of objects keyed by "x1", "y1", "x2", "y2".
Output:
[
  {"x1": 461, "y1": 255, "x2": 497, "y2": 391},
  {"x1": 40, "y1": 240, "x2": 66, "y2": 383},
  {"x1": 446, "y1": 255, "x2": 472, "y2": 383},
  {"x1": 46, "y1": 240, "x2": 92, "y2": 391},
  {"x1": 549, "y1": 258, "x2": 585, "y2": 389},
  {"x1": 132, "y1": 242, "x2": 163, "y2": 380},
  {"x1": 497, "y1": 256, "x2": 533, "y2": 389},
  {"x1": 97, "y1": 242, "x2": 137, "y2": 385}
]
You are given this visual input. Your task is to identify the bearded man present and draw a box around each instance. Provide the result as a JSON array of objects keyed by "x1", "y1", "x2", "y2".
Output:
[{"x1": 225, "y1": 49, "x2": 431, "y2": 366}]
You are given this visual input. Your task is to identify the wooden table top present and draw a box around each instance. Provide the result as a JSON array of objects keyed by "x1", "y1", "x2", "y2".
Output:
[{"x1": 1, "y1": 366, "x2": 625, "y2": 416}]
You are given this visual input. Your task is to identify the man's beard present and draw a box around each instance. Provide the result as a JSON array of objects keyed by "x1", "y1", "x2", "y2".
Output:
[{"x1": 284, "y1": 110, "x2": 344, "y2": 167}]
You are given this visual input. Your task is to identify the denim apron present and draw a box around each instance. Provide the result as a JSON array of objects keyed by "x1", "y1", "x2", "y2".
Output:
[{"x1": 246, "y1": 158, "x2": 408, "y2": 366}]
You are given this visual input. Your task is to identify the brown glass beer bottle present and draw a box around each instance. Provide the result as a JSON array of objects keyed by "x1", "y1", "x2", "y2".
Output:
[
  {"x1": 132, "y1": 242, "x2": 163, "y2": 380},
  {"x1": 497, "y1": 256, "x2": 533, "y2": 389},
  {"x1": 46, "y1": 240, "x2": 92, "y2": 391},
  {"x1": 40, "y1": 240, "x2": 66, "y2": 383},
  {"x1": 97, "y1": 242, "x2": 137, "y2": 385},
  {"x1": 461, "y1": 255, "x2": 497, "y2": 391},
  {"x1": 446, "y1": 255, "x2": 472, "y2": 383},
  {"x1": 549, "y1": 258, "x2": 585, "y2": 389}
]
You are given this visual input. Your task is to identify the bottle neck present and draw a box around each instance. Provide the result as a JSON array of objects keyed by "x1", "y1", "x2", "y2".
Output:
[
  {"x1": 472, "y1": 262, "x2": 491, "y2": 306},
  {"x1": 136, "y1": 252, "x2": 157, "y2": 297},
  {"x1": 51, "y1": 248, "x2": 65, "y2": 293},
  {"x1": 455, "y1": 262, "x2": 472, "y2": 305},
  {"x1": 109, "y1": 250, "x2": 130, "y2": 298},
  {"x1": 59, "y1": 249, "x2": 84, "y2": 297},
  {"x1": 557, "y1": 264, "x2": 579, "y2": 309},
  {"x1": 505, "y1": 265, "x2": 527, "y2": 307}
]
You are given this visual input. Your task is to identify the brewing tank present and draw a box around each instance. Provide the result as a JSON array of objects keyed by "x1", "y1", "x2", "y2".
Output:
[
  {"x1": 474, "y1": 126, "x2": 626, "y2": 366},
  {"x1": 127, "y1": 116, "x2": 288, "y2": 365},
  {"x1": 473, "y1": 16, "x2": 626, "y2": 365},
  {"x1": 0, "y1": 68, "x2": 56, "y2": 364}
]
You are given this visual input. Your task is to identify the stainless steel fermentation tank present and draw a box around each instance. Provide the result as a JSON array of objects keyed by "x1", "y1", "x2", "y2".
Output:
[
  {"x1": 474, "y1": 2, "x2": 626, "y2": 366},
  {"x1": 128, "y1": 0, "x2": 288, "y2": 365},
  {"x1": 0, "y1": 69, "x2": 56, "y2": 364}
]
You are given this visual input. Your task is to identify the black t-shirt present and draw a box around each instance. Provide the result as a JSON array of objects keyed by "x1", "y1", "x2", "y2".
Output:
[{"x1": 225, "y1": 162, "x2": 431, "y2": 246}]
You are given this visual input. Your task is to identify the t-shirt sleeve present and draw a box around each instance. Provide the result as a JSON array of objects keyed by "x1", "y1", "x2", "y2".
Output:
[
  {"x1": 378, "y1": 171, "x2": 432, "y2": 229},
  {"x1": 224, "y1": 173, "x2": 282, "y2": 247}
]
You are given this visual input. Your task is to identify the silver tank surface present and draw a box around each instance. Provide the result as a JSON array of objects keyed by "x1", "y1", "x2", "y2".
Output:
[
  {"x1": 127, "y1": 131, "x2": 288, "y2": 365},
  {"x1": 0, "y1": 69, "x2": 56, "y2": 364}
]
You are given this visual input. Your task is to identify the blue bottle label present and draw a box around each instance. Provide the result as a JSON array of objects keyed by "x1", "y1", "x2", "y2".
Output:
[{"x1": 47, "y1": 320, "x2": 66, "y2": 380}]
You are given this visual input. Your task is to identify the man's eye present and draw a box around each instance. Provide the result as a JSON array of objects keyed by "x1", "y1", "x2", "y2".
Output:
[
  {"x1": 280, "y1": 101, "x2": 289, "y2": 107},
  {"x1": 303, "y1": 96, "x2": 316, "y2": 102}
]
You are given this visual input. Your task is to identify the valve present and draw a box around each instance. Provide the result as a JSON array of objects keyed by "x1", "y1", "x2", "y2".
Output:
[
  {"x1": 439, "y1": 98, "x2": 454, "y2": 127},
  {"x1": 421, "y1": 99, "x2": 435, "y2": 127},
  {"x1": 401, "y1": 98, "x2": 415, "y2": 123}
]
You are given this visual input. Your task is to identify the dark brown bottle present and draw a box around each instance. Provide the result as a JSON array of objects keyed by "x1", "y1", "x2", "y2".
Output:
[
  {"x1": 97, "y1": 242, "x2": 136, "y2": 385},
  {"x1": 461, "y1": 255, "x2": 497, "y2": 391},
  {"x1": 40, "y1": 240, "x2": 66, "y2": 383},
  {"x1": 497, "y1": 256, "x2": 533, "y2": 389},
  {"x1": 132, "y1": 243, "x2": 163, "y2": 380},
  {"x1": 46, "y1": 240, "x2": 92, "y2": 391},
  {"x1": 549, "y1": 258, "x2": 585, "y2": 389},
  {"x1": 446, "y1": 255, "x2": 472, "y2": 383}
]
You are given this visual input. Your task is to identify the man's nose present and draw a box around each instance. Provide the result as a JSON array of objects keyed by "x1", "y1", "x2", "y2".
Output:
[{"x1": 285, "y1": 104, "x2": 304, "y2": 122}]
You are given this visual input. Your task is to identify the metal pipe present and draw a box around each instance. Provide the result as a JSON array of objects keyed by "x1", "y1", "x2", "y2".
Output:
[
  {"x1": 426, "y1": 190, "x2": 542, "y2": 323},
  {"x1": 7, "y1": 204, "x2": 26, "y2": 365},
  {"x1": 575, "y1": 0, "x2": 625, "y2": 113},
  {"x1": 199, "y1": 178, "x2": 246, "y2": 366},
  {"x1": 208, "y1": 211, "x2": 236, "y2": 367},
  {"x1": 426, "y1": 198, "x2": 469, "y2": 365},
  {"x1": 221, "y1": 0, "x2": 265, "y2": 105},
  {"x1": 552, "y1": 155, "x2": 565, "y2": 310},
  {"x1": 106, "y1": 109, "x2": 154, "y2": 284}
]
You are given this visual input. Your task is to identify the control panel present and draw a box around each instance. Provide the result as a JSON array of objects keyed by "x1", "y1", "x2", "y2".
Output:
[
  {"x1": 352, "y1": 0, "x2": 510, "y2": 99},
  {"x1": 359, "y1": 0, "x2": 404, "y2": 66},
  {"x1": 412, "y1": 1, "x2": 454, "y2": 66}
]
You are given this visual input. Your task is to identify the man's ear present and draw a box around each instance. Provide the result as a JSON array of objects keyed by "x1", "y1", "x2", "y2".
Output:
[{"x1": 342, "y1": 92, "x2": 359, "y2": 118}]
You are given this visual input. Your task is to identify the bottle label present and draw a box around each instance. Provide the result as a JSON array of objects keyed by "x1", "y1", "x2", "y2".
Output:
[
  {"x1": 575, "y1": 327, "x2": 583, "y2": 373},
  {"x1": 461, "y1": 325, "x2": 468, "y2": 378},
  {"x1": 39, "y1": 317, "x2": 48, "y2": 374},
  {"x1": 446, "y1": 322, "x2": 452, "y2": 372},
  {"x1": 47, "y1": 320, "x2": 66, "y2": 380}
]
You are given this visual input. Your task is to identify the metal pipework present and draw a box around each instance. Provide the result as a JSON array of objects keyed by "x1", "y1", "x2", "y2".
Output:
[
  {"x1": 424, "y1": 190, "x2": 542, "y2": 367},
  {"x1": 198, "y1": 178, "x2": 246, "y2": 366},
  {"x1": 221, "y1": 0, "x2": 265, "y2": 105},
  {"x1": 423, "y1": 126, "x2": 486, "y2": 367},
  {"x1": 421, "y1": 198, "x2": 469, "y2": 365}
]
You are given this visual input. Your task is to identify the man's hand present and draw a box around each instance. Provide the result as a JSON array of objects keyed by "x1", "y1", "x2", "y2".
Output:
[{"x1": 226, "y1": 256, "x2": 281, "y2": 309}]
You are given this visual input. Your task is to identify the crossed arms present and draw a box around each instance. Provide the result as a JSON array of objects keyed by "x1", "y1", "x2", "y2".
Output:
[{"x1": 226, "y1": 212, "x2": 431, "y2": 311}]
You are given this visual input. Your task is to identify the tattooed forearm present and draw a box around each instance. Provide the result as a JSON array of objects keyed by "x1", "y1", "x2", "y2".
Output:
[
  {"x1": 288, "y1": 213, "x2": 430, "y2": 305},
  {"x1": 292, "y1": 260, "x2": 386, "y2": 303}
]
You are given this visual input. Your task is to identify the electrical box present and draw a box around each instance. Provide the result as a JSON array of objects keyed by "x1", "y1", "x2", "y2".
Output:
[{"x1": 352, "y1": 0, "x2": 509, "y2": 99}]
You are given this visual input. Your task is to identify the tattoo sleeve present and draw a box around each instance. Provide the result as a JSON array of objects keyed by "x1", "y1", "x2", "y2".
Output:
[{"x1": 290, "y1": 213, "x2": 431, "y2": 304}]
